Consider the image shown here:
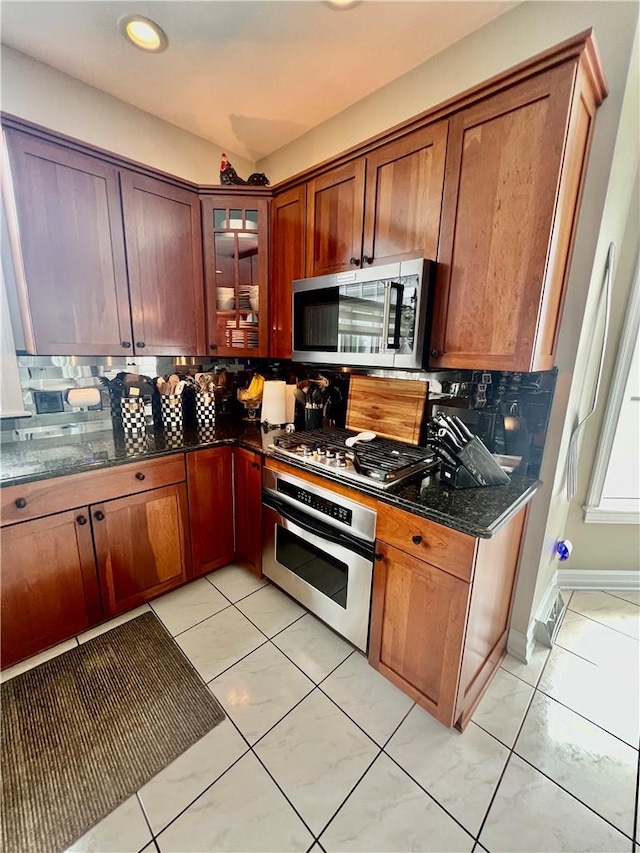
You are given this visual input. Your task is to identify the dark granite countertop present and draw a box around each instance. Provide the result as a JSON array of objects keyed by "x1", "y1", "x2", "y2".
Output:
[{"x1": 0, "y1": 418, "x2": 539, "y2": 538}]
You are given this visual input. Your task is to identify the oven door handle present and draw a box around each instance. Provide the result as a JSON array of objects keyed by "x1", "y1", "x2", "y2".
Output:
[{"x1": 262, "y1": 490, "x2": 375, "y2": 562}]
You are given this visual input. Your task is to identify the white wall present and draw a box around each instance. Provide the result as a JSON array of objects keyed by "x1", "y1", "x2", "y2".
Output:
[{"x1": 0, "y1": 45, "x2": 255, "y2": 184}]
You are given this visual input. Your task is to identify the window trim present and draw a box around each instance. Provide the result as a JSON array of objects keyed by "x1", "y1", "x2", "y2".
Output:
[{"x1": 583, "y1": 260, "x2": 639, "y2": 523}]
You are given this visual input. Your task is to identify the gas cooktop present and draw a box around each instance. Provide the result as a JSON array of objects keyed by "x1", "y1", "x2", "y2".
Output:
[{"x1": 269, "y1": 427, "x2": 438, "y2": 490}]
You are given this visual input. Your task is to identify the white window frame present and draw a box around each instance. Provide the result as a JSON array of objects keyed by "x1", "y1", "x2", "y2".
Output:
[{"x1": 584, "y1": 261, "x2": 639, "y2": 523}]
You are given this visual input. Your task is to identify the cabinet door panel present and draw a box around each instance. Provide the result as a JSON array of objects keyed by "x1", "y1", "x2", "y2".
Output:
[
  {"x1": 306, "y1": 160, "x2": 365, "y2": 277},
  {"x1": 233, "y1": 448, "x2": 262, "y2": 575},
  {"x1": 270, "y1": 186, "x2": 306, "y2": 358},
  {"x1": 187, "y1": 447, "x2": 235, "y2": 577},
  {"x1": 94, "y1": 483, "x2": 190, "y2": 616},
  {"x1": 120, "y1": 172, "x2": 205, "y2": 356},
  {"x1": 369, "y1": 541, "x2": 470, "y2": 727},
  {"x1": 4, "y1": 129, "x2": 132, "y2": 355},
  {"x1": 431, "y1": 65, "x2": 576, "y2": 370},
  {"x1": 363, "y1": 122, "x2": 447, "y2": 266},
  {"x1": 1, "y1": 510, "x2": 101, "y2": 667},
  {"x1": 202, "y1": 197, "x2": 269, "y2": 357}
]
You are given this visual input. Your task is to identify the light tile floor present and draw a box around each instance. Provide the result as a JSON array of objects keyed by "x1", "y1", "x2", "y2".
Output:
[{"x1": 3, "y1": 566, "x2": 639, "y2": 853}]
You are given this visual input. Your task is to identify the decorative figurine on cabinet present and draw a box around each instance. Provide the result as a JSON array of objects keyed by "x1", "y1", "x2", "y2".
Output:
[{"x1": 219, "y1": 153, "x2": 270, "y2": 186}]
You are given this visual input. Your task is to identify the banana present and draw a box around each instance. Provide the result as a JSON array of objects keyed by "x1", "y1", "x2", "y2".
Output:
[{"x1": 239, "y1": 373, "x2": 264, "y2": 402}]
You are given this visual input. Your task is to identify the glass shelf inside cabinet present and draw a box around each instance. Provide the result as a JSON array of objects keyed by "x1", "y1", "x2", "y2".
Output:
[{"x1": 212, "y1": 206, "x2": 261, "y2": 350}]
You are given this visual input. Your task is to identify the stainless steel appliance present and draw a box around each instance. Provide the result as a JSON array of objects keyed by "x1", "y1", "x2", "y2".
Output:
[
  {"x1": 269, "y1": 427, "x2": 438, "y2": 490},
  {"x1": 291, "y1": 258, "x2": 435, "y2": 368},
  {"x1": 262, "y1": 467, "x2": 376, "y2": 651}
]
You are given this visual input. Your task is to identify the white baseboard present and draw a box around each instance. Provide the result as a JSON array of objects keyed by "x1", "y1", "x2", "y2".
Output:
[
  {"x1": 558, "y1": 569, "x2": 640, "y2": 590},
  {"x1": 507, "y1": 625, "x2": 536, "y2": 664}
]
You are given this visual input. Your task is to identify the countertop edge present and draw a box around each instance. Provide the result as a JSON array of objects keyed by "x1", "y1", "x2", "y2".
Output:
[{"x1": 1, "y1": 430, "x2": 541, "y2": 539}]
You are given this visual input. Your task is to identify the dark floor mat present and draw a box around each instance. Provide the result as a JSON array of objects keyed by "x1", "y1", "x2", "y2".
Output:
[{"x1": 1, "y1": 611, "x2": 225, "y2": 853}]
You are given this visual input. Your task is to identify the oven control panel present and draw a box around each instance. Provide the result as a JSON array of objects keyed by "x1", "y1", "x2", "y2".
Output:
[{"x1": 277, "y1": 479, "x2": 353, "y2": 527}]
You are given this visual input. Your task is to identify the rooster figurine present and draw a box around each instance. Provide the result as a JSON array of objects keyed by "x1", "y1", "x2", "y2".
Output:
[{"x1": 219, "y1": 153, "x2": 269, "y2": 186}]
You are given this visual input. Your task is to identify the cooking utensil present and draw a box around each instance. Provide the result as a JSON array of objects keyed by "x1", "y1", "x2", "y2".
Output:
[{"x1": 345, "y1": 430, "x2": 377, "y2": 448}]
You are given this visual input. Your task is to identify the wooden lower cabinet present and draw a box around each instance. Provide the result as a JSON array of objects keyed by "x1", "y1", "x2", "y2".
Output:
[
  {"x1": 0, "y1": 509, "x2": 102, "y2": 668},
  {"x1": 370, "y1": 505, "x2": 527, "y2": 729},
  {"x1": 93, "y1": 483, "x2": 191, "y2": 616},
  {"x1": 187, "y1": 447, "x2": 235, "y2": 577},
  {"x1": 369, "y1": 541, "x2": 471, "y2": 726},
  {"x1": 233, "y1": 447, "x2": 262, "y2": 575}
]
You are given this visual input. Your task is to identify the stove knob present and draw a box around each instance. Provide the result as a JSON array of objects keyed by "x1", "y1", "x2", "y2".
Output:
[
  {"x1": 317, "y1": 446, "x2": 327, "y2": 458},
  {"x1": 325, "y1": 447, "x2": 336, "y2": 459},
  {"x1": 336, "y1": 451, "x2": 347, "y2": 468},
  {"x1": 302, "y1": 444, "x2": 314, "y2": 457}
]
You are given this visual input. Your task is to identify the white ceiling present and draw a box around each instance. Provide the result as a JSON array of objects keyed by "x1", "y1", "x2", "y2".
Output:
[{"x1": 1, "y1": 1, "x2": 519, "y2": 162}]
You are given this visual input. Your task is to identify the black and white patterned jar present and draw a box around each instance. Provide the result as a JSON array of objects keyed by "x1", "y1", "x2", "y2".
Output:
[
  {"x1": 195, "y1": 393, "x2": 216, "y2": 426},
  {"x1": 160, "y1": 395, "x2": 183, "y2": 431},
  {"x1": 124, "y1": 433, "x2": 148, "y2": 456},
  {"x1": 164, "y1": 427, "x2": 184, "y2": 449},
  {"x1": 197, "y1": 424, "x2": 217, "y2": 444},
  {"x1": 120, "y1": 397, "x2": 146, "y2": 435}
]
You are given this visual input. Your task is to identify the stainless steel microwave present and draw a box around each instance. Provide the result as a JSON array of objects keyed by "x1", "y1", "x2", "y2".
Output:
[{"x1": 291, "y1": 258, "x2": 435, "y2": 369}]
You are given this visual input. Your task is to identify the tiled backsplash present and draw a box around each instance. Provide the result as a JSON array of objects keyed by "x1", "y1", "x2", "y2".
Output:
[{"x1": 2, "y1": 355, "x2": 556, "y2": 477}]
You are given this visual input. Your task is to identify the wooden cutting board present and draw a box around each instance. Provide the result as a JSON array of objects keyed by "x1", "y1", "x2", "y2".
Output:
[{"x1": 346, "y1": 376, "x2": 428, "y2": 444}]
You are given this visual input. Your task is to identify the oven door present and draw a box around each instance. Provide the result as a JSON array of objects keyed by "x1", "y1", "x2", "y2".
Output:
[{"x1": 261, "y1": 493, "x2": 374, "y2": 652}]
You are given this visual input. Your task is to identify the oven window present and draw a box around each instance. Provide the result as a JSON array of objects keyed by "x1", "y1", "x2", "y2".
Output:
[{"x1": 275, "y1": 526, "x2": 348, "y2": 608}]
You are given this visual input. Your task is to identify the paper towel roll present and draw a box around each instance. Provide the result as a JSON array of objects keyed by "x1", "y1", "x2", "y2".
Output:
[
  {"x1": 261, "y1": 381, "x2": 287, "y2": 425},
  {"x1": 285, "y1": 384, "x2": 296, "y2": 424}
]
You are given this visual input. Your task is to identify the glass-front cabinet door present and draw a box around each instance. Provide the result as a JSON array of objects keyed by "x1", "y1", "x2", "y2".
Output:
[{"x1": 201, "y1": 194, "x2": 269, "y2": 356}]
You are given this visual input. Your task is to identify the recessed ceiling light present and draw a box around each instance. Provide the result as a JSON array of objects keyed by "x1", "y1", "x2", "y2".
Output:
[
  {"x1": 323, "y1": 0, "x2": 362, "y2": 9},
  {"x1": 119, "y1": 15, "x2": 168, "y2": 53}
]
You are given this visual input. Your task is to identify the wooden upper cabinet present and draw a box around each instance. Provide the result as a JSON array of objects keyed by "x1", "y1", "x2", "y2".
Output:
[
  {"x1": 3, "y1": 129, "x2": 133, "y2": 355},
  {"x1": 270, "y1": 185, "x2": 306, "y2": 359},
  {"x1": 202, "y1": 194, "x2": 269, "y2": 357},
  {"x1": 431, "y1": 58, "x2": 603, "y2": 372},
  {"x1": 305, "y1": 122, "x2": 447, "y2": 277},
  {"x1": 362, "y1": 122, "x2": 447, "y2": 267},
  {"x1": 120, "y1": 171, "x2": 205, "y2": 356},
  {"x1": 306, "y1": 160, "x2": 365, "y2": 277}
]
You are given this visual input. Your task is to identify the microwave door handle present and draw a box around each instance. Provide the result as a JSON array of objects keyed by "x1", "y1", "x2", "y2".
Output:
[
  {"x1": 388, "y1": 281, "x2": 404, "y2": 349},
  {"x1": 380, "y1": 282, "x2": 392, "y2": 353}
]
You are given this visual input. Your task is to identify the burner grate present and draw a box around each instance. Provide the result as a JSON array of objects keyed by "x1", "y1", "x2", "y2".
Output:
[{"x1": 273, "y1": 428, "x2": 434, "y2": 475}]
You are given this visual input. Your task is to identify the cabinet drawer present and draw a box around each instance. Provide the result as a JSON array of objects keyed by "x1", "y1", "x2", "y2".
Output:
[
  {"x1": 1, "y1": 455, "x2": 186, "y2": 526},
  {"x1": 376, "y1": 503, "x2": 476, "y2": 581}
]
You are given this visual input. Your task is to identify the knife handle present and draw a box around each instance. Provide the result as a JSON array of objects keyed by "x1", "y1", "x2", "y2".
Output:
[{"x1": 452, "y1": 415, "x2": 474, "y2": 442}]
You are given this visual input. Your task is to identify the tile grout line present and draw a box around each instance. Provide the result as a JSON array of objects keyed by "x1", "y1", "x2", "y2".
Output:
[
  {"x1": 566, "y1": 605, "x2": 640, "y2": 641},
  {"x1": 469, "y1": 678, "x2": 542, "y2": 846},
  {"x1": 512, "y1": 747, "x2": 637, "y2": 843}
]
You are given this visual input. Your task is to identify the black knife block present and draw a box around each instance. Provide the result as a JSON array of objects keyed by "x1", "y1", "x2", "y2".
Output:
[{"x1": 439, "y1": 436, "x2": 511, "y2": 489}]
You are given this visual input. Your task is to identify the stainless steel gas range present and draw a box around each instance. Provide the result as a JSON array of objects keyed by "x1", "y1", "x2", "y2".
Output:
[
  {"x1": 262, "y1": 428, "x2": 437, "y2": 651},
  {"x1": 268, "y1": 427, "x2": 438, "y2": 490}
]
